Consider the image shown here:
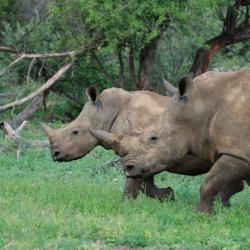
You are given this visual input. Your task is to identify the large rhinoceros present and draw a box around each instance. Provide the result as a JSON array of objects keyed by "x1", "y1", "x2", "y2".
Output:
[
  {"x1": 90, "y1": 70, "x2": 250, "y2": 213},
  {"x1": 42, "y1": 86, "x2": 174, "y2": 201}
]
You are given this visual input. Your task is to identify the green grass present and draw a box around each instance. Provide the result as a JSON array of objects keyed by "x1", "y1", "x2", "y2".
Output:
[{"x1": 0, "y1": 127, "x2": 250, "y2": 249}]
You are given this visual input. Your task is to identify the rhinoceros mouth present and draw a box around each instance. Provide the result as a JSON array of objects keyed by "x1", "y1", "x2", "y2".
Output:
[{"x1": 53, "y1": 154, "x2": 83, "y2": 162}]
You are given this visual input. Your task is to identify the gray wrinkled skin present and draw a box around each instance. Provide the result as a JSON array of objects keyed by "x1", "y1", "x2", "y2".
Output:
[
  {"x1": 43, "y1": 86, "x2": 174, "y2": 201},
  {"x1": 92, "y1": 70, "x2": 250, "y2": 213}
]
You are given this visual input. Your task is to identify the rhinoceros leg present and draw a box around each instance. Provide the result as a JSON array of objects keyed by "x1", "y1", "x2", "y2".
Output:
[
  {"x1": 123, "y1": 176, "x2": 174, "y2": 201},
  {"x1": 123, "y1": 177, "x2": 143, "y2": 199},
  {"x1": 198, "y1": 155, "x2": 250, "y2": 214},
  {"x1": 142, "y1": 176, "x2": 175, "y2": 201},
  {"x1": 218, "y1": 181, "x2": 244, "y2": 207}
]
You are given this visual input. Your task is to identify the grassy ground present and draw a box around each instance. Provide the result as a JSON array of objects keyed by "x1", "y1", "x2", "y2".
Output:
[{"x1": 0, "y1": 125, "x2": 250, "y2": 249}]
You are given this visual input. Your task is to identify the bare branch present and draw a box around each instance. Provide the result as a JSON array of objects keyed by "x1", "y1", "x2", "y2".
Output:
[
  {"x1": 0, "y1": 121, "x2": 22, "y2": 139},
  {"x1": 27, "y1": 57, "x2": 37, "y2": 85},
  {"x1": 0, "y1": 46, "x2": 20, "y2": 54},
  {"x1": 0, "y1": 55, "x2": 25, "y2": 76},
  {"x1": 0, "y1": 46, "x2": 85, "y2": 58},
  {"x1": 0, "y1": 61, "x2": 73, "y2": 113},
  {"x1": 10, "y1": 95, "x2": 45, "y2": 129},
  {"x1": 0, "y1": 45, "x2": 94, "y2": 76}
]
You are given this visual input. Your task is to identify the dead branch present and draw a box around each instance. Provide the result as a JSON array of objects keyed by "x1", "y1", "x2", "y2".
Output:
[
  {"x1": 0, "y1": 45, "x2": 94, "y2": 76},
  {"x1": 0, "y1": 46, "x2": 20, "y2": 54},
  {"x1": 0, "y1": 46, "x2": 87, "y2": 58},
  {"x1": 0, "y1": 121, "x2": 26, "y2": 139},
  {"x1": 0, "y1": 55, "x2": 25, "y2": 76},
  {"x1": 0, "y1": 61, "x2": 73, "y2": 113},
  {"x1": 27, "y1": 57, "x2": 37, "y2": 85},
  {"x1": 10, "y1": 95, "x2": 45, "y2": 129}
]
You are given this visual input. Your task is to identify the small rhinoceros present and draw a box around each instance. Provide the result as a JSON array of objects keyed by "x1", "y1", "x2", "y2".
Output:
[
  {"x1": 42, "y1": 86, "x2": 174, "y2": 201},
  {"x1": 90, "y1": 70, "x2": 250, "y2": 213}
]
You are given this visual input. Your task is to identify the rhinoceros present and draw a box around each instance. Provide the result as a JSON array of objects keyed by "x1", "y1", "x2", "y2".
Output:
[
  {"x1": 90, "y1": 70, "x2": 250, "y2": 213},
  {"x1": 42, "y1": 86, "x2": 174, "y2": 201}
]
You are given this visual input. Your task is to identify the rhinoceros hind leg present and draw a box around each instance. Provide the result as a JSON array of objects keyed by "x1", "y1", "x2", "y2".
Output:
[
  {"x1": 218, "y1": 181, "x2": 244, "y2": 207},
  {"x1": 198, "y1": 155, "x2": 250, "y2": 214}
]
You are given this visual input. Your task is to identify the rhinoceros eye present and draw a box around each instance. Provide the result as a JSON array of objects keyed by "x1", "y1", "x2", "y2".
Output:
[
  {"x1": 72, "y1": 130, "x2": 78, "y2": 135},
  {"x1": 150, "y1": 136, "x2": 158, "y2": 142},
  {"x1": 148, "y1": 132, "x2": 159, "y2": 144}
]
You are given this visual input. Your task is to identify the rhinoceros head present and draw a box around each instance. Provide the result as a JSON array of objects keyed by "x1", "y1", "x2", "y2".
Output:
[
  {"x1": 42, "y1": 86, "x2": 111, "y2": 161},
  {"x1": 90, "y1": 76, "x2": 196, "y2": 177}
]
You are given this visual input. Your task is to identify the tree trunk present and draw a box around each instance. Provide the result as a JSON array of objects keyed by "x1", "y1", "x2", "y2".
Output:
[
  {"x1": 190, "y1": 1, "x2": 250, "y2": 76},
  {"x1": 128, "y1": 46, "x2": 138, "y2": 89},
  {"x1": 138, "y1": 36, "x2": 161, "y2": 90},
  {"x1": 117, "y1": 49, "x2": 125, "y2": 88}
]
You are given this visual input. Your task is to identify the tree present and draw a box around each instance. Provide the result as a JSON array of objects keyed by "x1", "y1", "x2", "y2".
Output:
[{"x1": 191, "y1": 0, "x2": 250, "y2": 76}]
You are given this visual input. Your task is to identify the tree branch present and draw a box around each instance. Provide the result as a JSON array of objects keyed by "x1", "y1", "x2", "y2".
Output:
[
  {"x1": 191, "y1": 1, "x2": 250, "y2": 76},
  {"x1": 0, "y1": 45, "x2": 94, "y2": 76},
  {"x1": 0, "y1": 61, "x2": 73, "y2": 113}
]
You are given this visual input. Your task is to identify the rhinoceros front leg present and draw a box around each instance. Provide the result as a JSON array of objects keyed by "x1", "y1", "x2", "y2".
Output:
[
  {"x1": 123, "y1": 176, "x2": 174, "y2": 201},
  {"x1": 123, "y1": 177, "x2": 143, "y2": 199},
  {"x1": 198, "y1": 155, "x2": 250, "y2": 214},
  {"x1": 142, "y1": 176, "x2": 175, "y2": 201}
]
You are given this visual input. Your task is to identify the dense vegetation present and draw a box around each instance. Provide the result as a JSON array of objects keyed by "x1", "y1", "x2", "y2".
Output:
[
  {"x1": 1, "y1": 0, "x2": 250, "y2": 121},
  {"x1": 1, "y1": 0, "x2": 250, "y2": 249}
]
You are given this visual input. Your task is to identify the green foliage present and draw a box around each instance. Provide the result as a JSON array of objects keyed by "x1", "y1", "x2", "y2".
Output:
[
  {"x1": 1, "y1": 0, "x2": 250, "y2": 120},
  {"x1": 0, "y1": 0, "x2": 16, "y2": 32}
]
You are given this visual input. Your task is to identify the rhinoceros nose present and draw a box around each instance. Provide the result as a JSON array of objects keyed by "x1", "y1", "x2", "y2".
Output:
[
  {"x1": 52, "y1": 150, "x2": 64, "y2": 161},
  {"x1": 125, "y1": 165, "x2": 134, "y2": 171}
]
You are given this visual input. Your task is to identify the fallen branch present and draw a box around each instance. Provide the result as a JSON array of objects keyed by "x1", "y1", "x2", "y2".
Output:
[
  {"x1": 0, "y1": 45, "x2": 95, "y2": 113},
  {"x1": 0, "y1": 121, "x2": 50, "y2": 157},
  {"x1": 0, "y1": 61, "x2": 73, "y2": 113},
  {"x1": 10, "y1": 95, "x2": 45, "y2": 129},
  {"x1": 0, "y1": 121, "x2": 27, "y2": 139}
]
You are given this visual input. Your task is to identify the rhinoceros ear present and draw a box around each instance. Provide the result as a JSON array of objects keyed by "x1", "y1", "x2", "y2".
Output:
[
  {"x1": 86, "y1": 86, "x2": 100, "y2": 104},
  {"x1": 177, "y1": 75, "x2": 194, "y2": 98}
]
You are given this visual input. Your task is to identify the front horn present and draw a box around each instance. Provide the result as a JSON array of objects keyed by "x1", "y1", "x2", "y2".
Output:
[
  {"x1": 89, "y1": 128, "x2": 122, "y2": 150},
  {"x1": 41, "y1": 123, "x2": 54, "y2": 138}
]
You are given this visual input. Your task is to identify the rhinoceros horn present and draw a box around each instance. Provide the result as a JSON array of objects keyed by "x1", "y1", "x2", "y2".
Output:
[
  {"x1": 162, "y1": 78, "x2": 177, "y2": 96},
  {"x1": 89, "y1": 128, "x2": 122, "y2": 150},
  {"x1": 42, "y1": 123, "x2": 54, "y2": 138}
]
